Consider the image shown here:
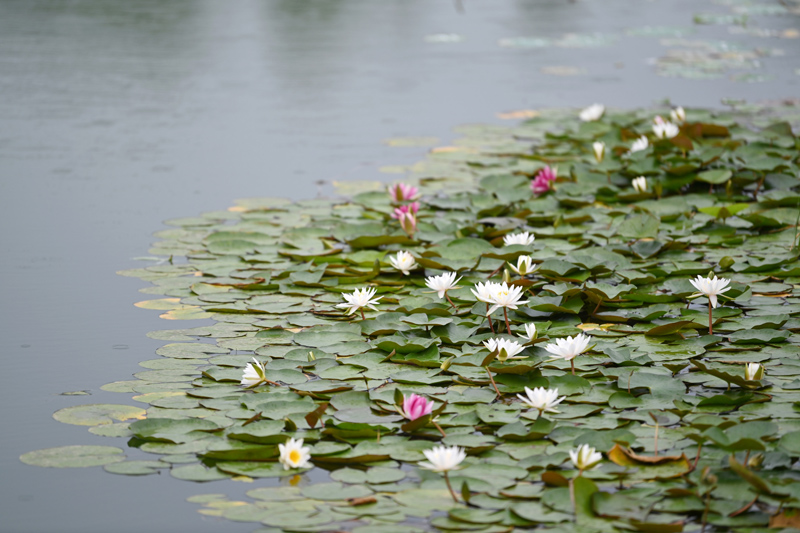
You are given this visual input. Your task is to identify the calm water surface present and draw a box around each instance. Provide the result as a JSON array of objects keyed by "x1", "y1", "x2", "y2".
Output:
[{"x1": 0, "y1": 1, "x2": 797, "y2": 531}]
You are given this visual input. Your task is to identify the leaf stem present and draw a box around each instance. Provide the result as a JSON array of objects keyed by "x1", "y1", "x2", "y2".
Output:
[
  {"x1": 708, "y1": 300, "x2": 712, "y2": 335},
  {"x1": 443, "y1": 472, "x2": 459, "y2": 503},
  {"x1": 432, "y1": 419, "x2": 447, "y2": 438},
  {"x1": 485, "y1": 367, "x2": 501, "y2": 397}
]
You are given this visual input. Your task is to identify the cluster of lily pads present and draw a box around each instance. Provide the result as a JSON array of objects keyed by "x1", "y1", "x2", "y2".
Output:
[{"x1": 24, "y1": 101, "x2": 800, "y2": 533}]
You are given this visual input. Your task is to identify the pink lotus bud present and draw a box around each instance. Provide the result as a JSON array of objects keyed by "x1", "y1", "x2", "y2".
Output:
[
  {"x1": 390, "y1": 205, "x2": 410, "y2": 220},
  {"x1": 399, "y1": 211, "x2": 417, "y2": 236},
  {"x1": 403, "y1": 393, "x2": 434, "y2": 420},
  {"x1": 408, "y1": 201, "x2": 420, "y2": 213}
]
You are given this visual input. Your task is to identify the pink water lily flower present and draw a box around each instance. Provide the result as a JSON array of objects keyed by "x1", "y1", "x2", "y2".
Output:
[
  {"x1": 388, "y1": 183, "x2": 420, "y2": 202},
  {"x1": 531, "y1": 166, "x2": 557, "y2": 195},
  {"x1": 390, "y1": 202, "x2": 420, "y2": 219},
  {"x1": 403, "y1": 393, "x2": 434, "y2": 420}
]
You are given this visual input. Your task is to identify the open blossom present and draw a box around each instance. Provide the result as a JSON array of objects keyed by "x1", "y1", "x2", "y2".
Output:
[
  {"x1": 471, "y1": 281, "x2": 502, "y2": 303},
  {"x1": 592, "y1": 141, "x2": 605, "y2": 163},
  {"x1": 579, "y1": 103, "x2": 605, "y2": 122},
  {"x1": 425, "y1": 271, "x2": 461, "y2": 299},
  {"x1": 519, "y1": 323, "x2": 537, "y2": 341},
  {"x1": 630, "y1": 135, "x2": 649, "y2": 153},
  {"x1": 403, "y1": 393, "x2": 434, "y2": 420},
  {"x1": 241, "y1": 358, "x2": 268, "y2": 387},
  {"x1": 336, "y1": 287, "x2": 381, "y2": 315},
  {"x1": 483, "y1": 337, "x2": 525, "y2": 361},
  {"x1": 689, "y1": 275, "x2": 731, "y2": 308},
  {"x1": 390, "y1": 251, "x2": 417, "y2": 275},
  {"x1": 509, "y1": 255, "x2": 537, "y2": 276},
  {"x1": 570, "y1": 444, "x2": 602, "y2": 472},
  {"x1": 388, "y1": 183, "x2": 419, "y2": 202},
  {"x1": 745, "y1": 363, "x2": 765, "y2": 381},
  {"x1": 503, "y1": 231, "x2": 535, "y2": 246},
  {"x1": 279, "y1": 437, "x2": 311, "y2": 470},
  {"x1": 670, "y1": 106, "x2": 686, "y2": 123},
  {"x1": 487, "y1": 282, "x2": 529, "y2": 316},
  {"x1": 653, "y1": 116, "x2": 679, "y2": 139},
  {"x1": 517, "y1": 387, "x2": 565, "y2": 415},
  {"x1": 419, "y1": 445, "x2": 466, "y2": 472},
  {"x1": 544, "y1": 333, "x2": 592, "y2": 361},
  {"x1": 531, "y1": 166, "x2": 557, "y2": 195},
  {"x1": 632, "y1": 176, "x2": 647, "y2": 193}
]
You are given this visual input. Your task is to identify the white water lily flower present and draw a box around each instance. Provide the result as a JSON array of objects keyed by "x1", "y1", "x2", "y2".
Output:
[
  {"x1": 517, "y1": 386, "x2": 565, "y2": 415},
  {"x1": 335, "y1": 287, "x2": 381, "y2": 315},
  {"x1": 671, "y1": 106, "x2": 686, "y2": 123},
  {"x1": 745, "y1": 363, "x2": 765, "y2": 381},
  {"x1": 241, "y1": 358, "x2": 268, "y2": 387},
  {"x1": 632, "y1": 176, "x2": 647, "y2": 193},
  {"x1": 630, "y1": 135, "x2": 649, "y2": 153},
  {"x1": 419, "y1": 445, "x2": 466, "y2": 472},
  {"x1": 570, "y1": 444, "x2": 602, "y2": 472},
  {"x1": 592, "y1": 141, "x2": 605, "y2": 163},
  {"x1": 483, "y1": 337, "x2": 525, "y2": 361},
  {"x1": 519, "y1": 323, "x2": 537, "y2": 341},
  {"x1": 389, "y1": 251, "x2": 417, "y2": 275},
  {"x1": 278, "y1": 437, "x2": 311, "y2": 470},
  {"x1": 425, "y1": 271, "x2": 462, "y2": 299},
  {"x1": 471, "y1": 281, "x2": 502, "y2": 303},
  {"x1": 487, "y1": 282, "x2": 529, "y2": 316},
  {"x1": 579, "y1": 103, "x2": 605, "y2": 122},
  {"x1": 544, "y1": 333, "x2": 592, "y2": 361},
  {"x1": 509, "y1": 255, "x2": 537, "y2": 276},
  {"x1": 689, "y1": 275, "x2": 731, "y2": 308},
  {"x1": 503, "y1": 231, "x2": 535, "y2": 246},
  {"x1": 653, "y1": 119, "x2": 679, "y2": 139}
]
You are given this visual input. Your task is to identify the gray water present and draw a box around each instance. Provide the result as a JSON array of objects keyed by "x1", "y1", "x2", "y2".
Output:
[{"x1": 0, "y1": 1, "x2": 797, "y2": 532}]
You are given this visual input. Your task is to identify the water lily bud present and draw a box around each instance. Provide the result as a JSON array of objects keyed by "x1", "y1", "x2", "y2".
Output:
[
  {"x1": 748, "y1": 453, "x2": 764, "y2": 469},
  {"x1": 745, "y1": 363, "x2": 765, "y2": 381},
  {"x1": 503, "y1": 269, "x2": 511, "y2": 284},
  {"x1": 308, "y1": 351, "x2": 316, "y2": 361},
  {"x1": 719, "y1": 256, "x2": 735, "y2": 270},
  {"x1": 440, "y1": 356, "x2": 454, "y2": 371}
]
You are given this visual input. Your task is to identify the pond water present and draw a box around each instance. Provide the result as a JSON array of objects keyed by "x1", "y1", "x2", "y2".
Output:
[{"x1": 0, "y1": 0, "x2": 797, "y2": 531}]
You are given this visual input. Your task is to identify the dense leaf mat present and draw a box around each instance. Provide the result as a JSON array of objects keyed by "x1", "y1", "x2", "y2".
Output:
[{"x1": 34, "y1": 104, "x2": 800, "y2": 531}]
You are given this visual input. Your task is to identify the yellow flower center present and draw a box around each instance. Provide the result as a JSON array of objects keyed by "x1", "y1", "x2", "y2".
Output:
[{"x1": 289, "y1": 449, "x2": 301, "y2": 464}]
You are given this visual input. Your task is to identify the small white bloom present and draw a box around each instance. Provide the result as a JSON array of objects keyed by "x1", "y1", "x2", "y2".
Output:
[
  {"x1": 544, "y1": 333, "x2": 592, "y2": 361},
  {"x1": 653, "y1": 119, "x2": 679, "y2": 139},
  {"x1": 335, "y1": 287, "x2": 381, "y2": 315},
  {"x1": 632, "y1": 176, "x2": 647, "y2": 193},
  {"x1": 689, "y1": 275, "x2": 732, "y2": 309},
  {"x1": 503, "y1": 231, "x2": 535, "y2": 247},
  {"x1": 570, "y1": 444, "x2": 602, "y2": 471},
  {"x1": 630, "y1": 135, "x2": 649, "y2": 153},
  {"x1": 483, "y1": 337, "x2": 525, "y2": 361},
  {"x1": 487, "y1": 282, "x2": 529, "y2": 316},
  {"x1": 519, "y1": 323, "x2": 537, "y2": 341},
  {"x1": 389, "y1": 251, "x2": 417, "y2": 275},
  {"x1": 509, "y1": 255, "x2": 537, "y2": 276},
  {"x1": 579, "y1": 103, "x2": 605, "y2": 122},
  {"x1": 278, "y1": 437, "x2": 311, "y2": 470},
  {"x1": 670, "y1": 106, "x2": 686, "y2": 123},
  {"x1": 592, "y1": 141, "x2": 605, "y2": 163},
  {"x1": 425, "y1": 271, "x2": 462, "y2": 299},
  {"x1": 241, "y1": 358, "x2": 267, "y2": 387},
  {"x1": 419, "y1": 445, "x2": 466, "y2": 472},
  {"x1": 471, "y1": 281, "x2": 502, "y2": 303},
  {"x1": 517, "y1": 386, "x2": 565, "y2": 415},
  {"x1": 745, "y1": 363, "x2": 765, "y2": 381}
]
